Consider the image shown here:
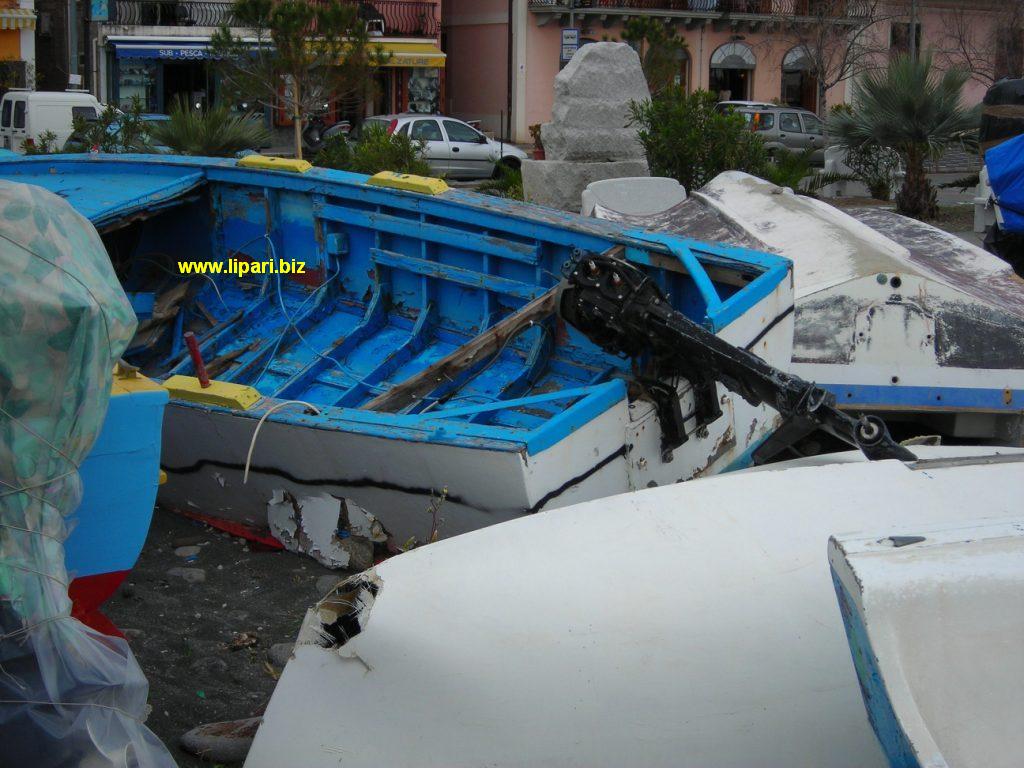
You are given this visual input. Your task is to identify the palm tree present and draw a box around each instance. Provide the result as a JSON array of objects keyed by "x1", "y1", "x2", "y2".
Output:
[
  {"x1": 829, "y1": 53, "x2": 980, "y2": 219},
  {"x1": 148, "y1": 99, "x2": 271, "y2": 157}
]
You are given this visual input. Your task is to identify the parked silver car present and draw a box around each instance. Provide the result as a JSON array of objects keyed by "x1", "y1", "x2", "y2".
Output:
[
  {"x1": 360, "y1": 114, "x2": 528, "y2": 179},
  {"x1": 720, "y1": 104, "x2": 827, "y2": 164}
]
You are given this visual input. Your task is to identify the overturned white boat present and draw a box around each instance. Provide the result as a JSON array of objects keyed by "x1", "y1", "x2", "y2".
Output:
[
  {"x1": 590, "y1": 172, "x2": 1024, "y2": 446},
  {"x1": 830, "y1": 515, "x2": 1024, "y2": 768},
  {"x1": 246, "y1": 446, "x2": 1024, "y2": 768}
]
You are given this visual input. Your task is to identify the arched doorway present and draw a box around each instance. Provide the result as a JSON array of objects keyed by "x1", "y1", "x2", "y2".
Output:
[
  {"x1": 781, "y1": 46, "x2": 818, "y2": 112},
  {"x1": 709, "y1": 42, "x2": 755, "y2": 101}
]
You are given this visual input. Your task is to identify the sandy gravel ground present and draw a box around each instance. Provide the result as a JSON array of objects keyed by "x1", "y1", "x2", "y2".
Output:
[{"x1": 105, "y1": 508, "x2": 346, "y2": 767}]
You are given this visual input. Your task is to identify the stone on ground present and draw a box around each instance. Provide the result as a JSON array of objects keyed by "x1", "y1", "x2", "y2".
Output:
[
  {"x1": 166, "y1": 567, "x2": 206, "y2": 584},
  {"x1": 316, "y1": 575, "x2": 341, "y2": 595},
  {"x1": 522, "y1": 159, "x2": 650, "y2": 213},
  {"x1": 180, "y1": 717, "x2": 262, "y2": 764},
  {"x1": 267, "y1": 642, "x2": 294, "y2": 668}
]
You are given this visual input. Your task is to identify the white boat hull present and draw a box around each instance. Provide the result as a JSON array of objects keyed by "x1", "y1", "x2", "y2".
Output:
[
  {"x1": 830, "y1": 514, "x2": 1024, "y2": 768},
  {"x1": 246, "y1": 447, "x2": 1024, "y2": 767}
]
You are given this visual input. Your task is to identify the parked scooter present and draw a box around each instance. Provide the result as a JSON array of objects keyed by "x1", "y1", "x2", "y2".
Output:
[{"x1": 302, "y1": 104, "x2": 350, "y2": 156}]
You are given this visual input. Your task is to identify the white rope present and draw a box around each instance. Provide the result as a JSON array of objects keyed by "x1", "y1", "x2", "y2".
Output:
[
  {"x1": 0, "y1": 699, "x2": 146, "y2": 723},
  {"x1": 242, "y1": 400, "x2": 322, "y2": 485},
  {"x1": 0, "y1": 403, "x2": 77, "y2": 469},
  {"x1": 0, "y1": 522, "x2": 64, "y2": 543},
  {"x1": 0, "y1": 560, "x2": 69, "y2": 589},
  {"x1": 0, "y1": 614, "x2": 72, "y2": 643},
  {"x1": 0, "y1": 470, "x2": 78, "y2": 501}
]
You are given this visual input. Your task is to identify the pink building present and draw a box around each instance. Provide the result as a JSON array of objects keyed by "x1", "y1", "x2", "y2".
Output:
[{"x1": 444, "y1": 0, "x2": 1005, "y2": 143}]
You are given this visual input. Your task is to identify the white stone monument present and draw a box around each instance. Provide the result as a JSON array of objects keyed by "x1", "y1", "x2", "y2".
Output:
[{"x1": 522, "y1": 42, "x2": 651, "y2": 212}]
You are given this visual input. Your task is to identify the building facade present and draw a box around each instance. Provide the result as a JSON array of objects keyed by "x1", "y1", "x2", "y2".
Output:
[
  {"x1": 0, "y1": 0, "x2": 36, "y2": 91},
  {"x1": 85, "y1": 0, "x2": 443, "y2": 123},
  {"x1": 446, "y1": 0, "x2": 1004, "y2": 143}
]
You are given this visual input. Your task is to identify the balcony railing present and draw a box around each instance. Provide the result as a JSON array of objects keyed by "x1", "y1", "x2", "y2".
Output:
[
  {"x1": 109, "y1": 0, "x2": 233, "y2": 26},
  {"x1": 356, "y1": 0, "x2": 439, "y2": 37},
  {"x1": 529, "y1": 0, "x2": 870, "y2": 17},
  {"x1": 107, "y1": 0, "x2": 439, "y2": 36}
]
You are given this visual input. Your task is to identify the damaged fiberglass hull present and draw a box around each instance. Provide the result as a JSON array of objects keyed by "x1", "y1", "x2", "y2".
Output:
[
  {"x1": 592, "y1": 172, "x2": 1024, "y2": 445},
  {"x1": 247, "y1": 446, "x2": 1024, "y2": 768},
  {"x1": 0, "y1": 155, "x2": 792, "y2": 549}
]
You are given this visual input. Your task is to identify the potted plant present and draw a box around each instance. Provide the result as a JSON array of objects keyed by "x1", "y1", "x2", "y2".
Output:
[{"x1": 530, "y1": 123, "x2": 545, "y2": 160}]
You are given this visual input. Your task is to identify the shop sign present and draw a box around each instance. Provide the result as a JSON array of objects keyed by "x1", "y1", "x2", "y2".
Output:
[
  {"x1": 158, "y1": 47, "x2": 209, "y2": 60},
  {"x1": 90, "y1": 0, "x2": 109, "y2": 22},
  {"x1": 560, "y1": 28, "x2": 580, "y2": 63}
]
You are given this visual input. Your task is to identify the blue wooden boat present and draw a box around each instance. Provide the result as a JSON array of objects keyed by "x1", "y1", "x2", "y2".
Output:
[
  {"x1": 0, "y1": 155, "x2": 793, "y2": 560},
  {"x1": 67, "y1": 366, "x2": 167, "y2": 636}
]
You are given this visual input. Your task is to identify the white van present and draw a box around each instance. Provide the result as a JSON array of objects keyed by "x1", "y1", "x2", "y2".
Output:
[{"x1": 0, "y1": 90, "x2": 103, "y2": 153}]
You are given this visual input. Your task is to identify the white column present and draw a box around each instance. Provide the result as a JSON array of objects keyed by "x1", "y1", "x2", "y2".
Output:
[
  {"x1": 97, "y1": 31, "x2": 108, "y2": 102},
  {"x1": 512, "y1": 0, "x2": 528, "y2": 143},
  {"x1": 20, "y1": 0, "x2": 35, "y2": 87}
]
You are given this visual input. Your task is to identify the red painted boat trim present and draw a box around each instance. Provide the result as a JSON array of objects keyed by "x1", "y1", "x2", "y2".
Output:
[
  {"x1": 177, "y1": 508, "x2": 285, "y2": 551},
  {"x1": 69, "y1": 570, "x2": 129, "y2": 638}
]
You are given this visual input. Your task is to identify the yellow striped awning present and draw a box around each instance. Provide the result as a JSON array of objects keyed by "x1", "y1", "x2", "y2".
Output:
[
  {"x1": 376, "y1": 41, "x2": 445, "y2": 69},
  {"x1": 0, "y1": 8, "x2": 36, "y2": 30}
]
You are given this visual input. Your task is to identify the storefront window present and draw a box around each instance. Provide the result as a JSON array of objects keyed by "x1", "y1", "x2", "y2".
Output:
[
  {"x1": 407, "y1": 68, "x2": 440, "y2": 114},
  {"x1": 118, "y1": 59, "x2": 158, "y2": 112}
]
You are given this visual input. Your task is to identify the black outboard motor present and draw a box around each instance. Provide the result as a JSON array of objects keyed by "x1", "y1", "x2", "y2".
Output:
[{"x1": 981, "y1": 78, "x2": 1024, "y2": 157}]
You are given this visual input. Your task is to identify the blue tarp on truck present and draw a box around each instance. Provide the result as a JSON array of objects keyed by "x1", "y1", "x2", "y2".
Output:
[{"x1": 987, "y1": 132, "x2": 1024, "y2": 234}]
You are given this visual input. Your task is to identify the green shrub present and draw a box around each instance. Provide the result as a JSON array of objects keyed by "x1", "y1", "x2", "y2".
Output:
[
  {"x1": 313, "y1": 133, "x2": 352, "y2": 170},
  {"x1": 844, "y1": 143, "x2": 902, "y2": 200},
  {"x1": 349, "y1": 125, "x2": 432, "y2": 176},
  {"x1": 314, "y1": 124, "x2": 432, "y2": 177},
  {"x1": 760, "y1": 147, "x2": 854, "y2": 197},
  {"x1": 148, "y1": 98, "x2": 271, "y2": 157},
  {"x1": 477, "y1": 164, "x2": 524, "y2": 200},
  {"x1": 622, "y1": 17, "x2": 688, "y2": 95},
  {"x1": 22, "y1": 131, "x2": 59, "y2": 155},
  {"x1": 67, "y1": 97, "x2": 150, "y2": 153},
  {"x1": 761, "y1": 147, "x2": 817, "y2": 190},
  {"x1": 629, "y1": 88, "x2": 767, "y2": 191}
]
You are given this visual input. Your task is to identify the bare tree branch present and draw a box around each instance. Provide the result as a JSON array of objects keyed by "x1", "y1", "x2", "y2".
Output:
[
  {"x1": 934, "y1": 3, "x2": 1023, "y2": 86},
  {"x1": 761, "y1": 0, "x2": 900, "y2": 116}
]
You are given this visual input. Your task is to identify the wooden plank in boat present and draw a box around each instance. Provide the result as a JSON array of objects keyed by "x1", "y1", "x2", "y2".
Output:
[{"x1": 364, "y1": 246, "x2": 624, "y2": 414}]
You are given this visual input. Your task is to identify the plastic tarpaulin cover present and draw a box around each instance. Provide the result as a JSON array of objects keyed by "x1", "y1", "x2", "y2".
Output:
[
  {"x1": 987, "y1": 131, "x2": 1024, "y2": 235},
  {"x1": 0, "y1": 180, "x2": 174, "y2": 766}
]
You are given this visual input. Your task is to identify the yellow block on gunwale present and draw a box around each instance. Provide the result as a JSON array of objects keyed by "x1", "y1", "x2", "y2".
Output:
[
  {"x1": 237, "y1": 155, "x2": 313, "y2": 174},
  {"x1": 367, "y1": 171, "x2": 449, "y2": 196},
  {"x1": 110, "y1": 365, "x2": 164, "y2": 396},
  {"x1": 163, "y1": 375, "x2": 262, "y2": 410}
]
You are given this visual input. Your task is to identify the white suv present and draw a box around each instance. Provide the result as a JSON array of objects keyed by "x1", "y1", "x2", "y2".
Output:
[{"x1": 360, "y1": 114, "x2": 528, "y2": 180}]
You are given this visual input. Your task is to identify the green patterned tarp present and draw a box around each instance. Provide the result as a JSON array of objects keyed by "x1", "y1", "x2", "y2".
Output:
[{"x1": 0, "y1": 179, "x2": 174, "y2": 766}]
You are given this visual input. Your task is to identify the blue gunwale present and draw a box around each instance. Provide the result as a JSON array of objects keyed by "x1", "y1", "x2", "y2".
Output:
[
  {"x1": 177, "y1": 379, "x2": 627, "y2": 455},
  {"x1": 0, "y1": 154, "x2": 792, "y2": 456}
]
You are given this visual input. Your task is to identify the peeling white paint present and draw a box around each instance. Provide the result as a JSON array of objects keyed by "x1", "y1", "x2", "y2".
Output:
[{"x1": 267, "y1": 491, "x2": 377, "y2": 570}]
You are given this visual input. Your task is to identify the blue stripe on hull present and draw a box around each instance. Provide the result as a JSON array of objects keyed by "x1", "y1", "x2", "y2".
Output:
[{"x1": 824, "y1": 383, "x2": 1023, "y2": 412}]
